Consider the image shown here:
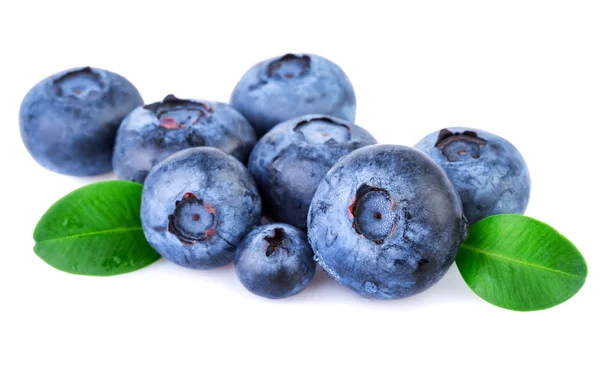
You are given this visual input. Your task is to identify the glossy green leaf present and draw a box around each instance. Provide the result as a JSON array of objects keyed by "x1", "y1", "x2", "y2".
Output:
[
  {"x1": 456, "y1": 214, "x2": 587, "y2": 311},
  {"x1": 34, "y1": 181, "x2": 160, "y2": 276}
]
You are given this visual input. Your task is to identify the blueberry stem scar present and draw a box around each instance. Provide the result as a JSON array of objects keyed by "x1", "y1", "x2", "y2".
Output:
[
  {"x1": 168, "y1": 192, "x2": 218, "y2": 245},
  {"x1": 52, "y1": 67, "x2": 104, "y2": 96},
  {"x1": 264, "y1": 227, "x2": 288, "y2": 257},
  {"x1": 293, "y1": 117, "x2": 349, "y2": 134},
  {"x1": 435, "y1": 128, "x2": 487, "y2": 161},
  {"x1": 350, "y1": 185, "x2": 395, "y2": 244},
  {"x1": 144, "y1": 95, "x2": 215, "y2": 130},
  {"x1": 267, "y1": 54, "x2": 311, "y2": 78}
]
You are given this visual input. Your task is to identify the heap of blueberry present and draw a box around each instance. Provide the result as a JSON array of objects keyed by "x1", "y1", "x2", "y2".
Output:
[{"x1": 21, "y1": 54, "x2": 534, "y2": 300}]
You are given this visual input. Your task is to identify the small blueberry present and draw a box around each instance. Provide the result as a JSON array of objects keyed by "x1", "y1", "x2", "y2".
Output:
[{"x1": 235, "y1": 223, "x2": 316, "y2": 299}]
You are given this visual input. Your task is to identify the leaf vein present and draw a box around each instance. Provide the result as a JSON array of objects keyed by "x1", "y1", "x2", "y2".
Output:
[
  {"x1": 36, "y1": 227, "x2": 143, "y2": 244},
  {"x1": 460, "y1": 243, "x2": 583, "y2": 279}
]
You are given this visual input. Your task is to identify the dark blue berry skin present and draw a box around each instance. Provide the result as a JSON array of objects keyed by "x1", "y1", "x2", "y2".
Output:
[
  {"x1": 141, "y1": 147, "x2": 262, "y2": 269},
  {"x1": 308, "y1": 145, "x2": 467, "y2": 300},
  {"x1": 19, "y1": 67, "x2": 143, "y2": 176},
  {"x1": 231, "y1": 54, "x2": 356, "y2": 136},
  {"x1": 235, "y1": 223, "x2": 316, "y2": 299},
  {"x1": 113, "y1": 95, "x2": 256, "y2": 184},
  {"x1": 415, "y1": 127, "x2": 531, "y2": 224},
  {"x1": 248, "y1": 115, "x2": 376, "y2": 229}
]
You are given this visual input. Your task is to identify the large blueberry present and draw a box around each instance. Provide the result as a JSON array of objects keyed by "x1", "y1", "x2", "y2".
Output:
[
  {"x1": 249, "y1": 115, "x2": 376, "y2": 229},
  {"x1": 308, "y1": 145, "x2": 467, "y2": 299},
  {"x1": 415, "y1": 128, "x2": 531, "y2": 224},
  {"x1": 19, "y1": 67, "x2": 143, "y2": 176},
  {"x1": 231, "y1": 53, "x2": 356, "y2": 136},
  {"x1": 113, "y1": 95, "x2": 256, "y2": 184},
  {"x1": 141, "y1": 147, "x2": 262, "y2": 269},
  {"x1": 235, "y1": 223, "x2": 316, "y2": 299}
]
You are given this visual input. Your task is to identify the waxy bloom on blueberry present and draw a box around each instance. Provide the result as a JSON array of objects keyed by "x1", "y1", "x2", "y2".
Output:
[
  {"x1": 141, "y1": 147, "x2": 262, "y2": 269},
  {"x1": 308, "y1": 145, "x2": 467, "y2": 299},
  {"x1": 113, "y1": 95, "x2": 256, "y2": 184},
  {"x1": 235, "y1": 223, "x2": 316, "y2": 299},
  {"x1": 19, "y1": 67, "x2": 143, "y2": 176},
  {"x1": 231, "y1": 53, "x2": 356, "y2": 136},
  {"x1": 248, "y1": 114, "x2": 376, "y2": 229},
  {"x1": 416, "y1": 127, "x2": 531, "y2": 224}
]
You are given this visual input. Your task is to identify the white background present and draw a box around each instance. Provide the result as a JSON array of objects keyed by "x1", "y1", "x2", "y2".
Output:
[{"x1": 1, "y1": 1, "x2": 598, "y2": 374}]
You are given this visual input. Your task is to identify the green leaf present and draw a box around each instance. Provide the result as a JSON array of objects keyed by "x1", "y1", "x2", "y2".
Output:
[
  {"x1": 456, "y1": 214, "x2": 587, "y2": 311},
  {"x1": 34, "y1": 181, "x2": 160, "y2": 276}
]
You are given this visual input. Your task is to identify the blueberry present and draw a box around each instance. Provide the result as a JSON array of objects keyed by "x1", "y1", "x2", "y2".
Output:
[
  {"x1": 248, "y1": 115, "x2": 376, "y2": 229},
  {"x1": 308, "y1": 145, "x2": 467, "y2": 299},
  {"x1": 415, "y1": 128, "x2": 531, "y2": 224},
  {"x1": 231, "y1": 53, "x2": 356, "y2": 136},
  {"x1": 235, "y1": 223, "x2": 316, "y2": 299},
  {"x1": 113, "y1": 95, "x2": 256, "y2": 183},
  {"x1": 19, "y1": 67, "x2": 143, "y2": 176},
  {"x1": 141, "y1": 147, "x2": 262, "y2": 269}
]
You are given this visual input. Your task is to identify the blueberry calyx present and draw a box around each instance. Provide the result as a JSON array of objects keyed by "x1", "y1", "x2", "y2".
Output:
[
  {"x1": 267, "y1": 54, "x2": 311, "y2": 80},
  {"x1": 168, "y1": 192, "x2": 218, "y2": 245},
  {"x1": 144, "y1": 95, "x2": 215, "y2": 130},
  {"x1": 293, "y1": 117, "x2": 351, "y2": 144},
  {"x1": 52, "y1": 67, "x2": 105, "y2": 100},
  {"x1": 435, "y1": 128, "x2": 487, "y2": 162},
  {"x1": 349, "y1": 185, "x2": 395, "y2": 244},
  {"x1": 264, "y1": 227, "x2": 288, "y2": 257}
]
